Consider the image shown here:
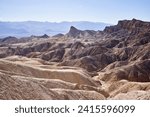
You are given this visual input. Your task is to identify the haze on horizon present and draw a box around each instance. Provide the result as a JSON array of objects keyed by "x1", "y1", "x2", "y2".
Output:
[{"x1": 0, "y1": 0, "x2": 150, "y2": 24}]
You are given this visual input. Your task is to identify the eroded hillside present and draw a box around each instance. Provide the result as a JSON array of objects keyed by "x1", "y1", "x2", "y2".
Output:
[{"x1": 0, "y1": 19, "x2": 150, "y2": 99}]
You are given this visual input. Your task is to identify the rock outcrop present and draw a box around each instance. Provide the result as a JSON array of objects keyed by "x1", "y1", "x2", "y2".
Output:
[{"x1": 66, "y1": 26, "x2": 96, "y2": 38}]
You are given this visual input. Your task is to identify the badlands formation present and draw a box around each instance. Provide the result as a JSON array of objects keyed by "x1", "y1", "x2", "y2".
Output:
[{"x1": 0, "y1": 19, "x2": 150, "y2": 100}]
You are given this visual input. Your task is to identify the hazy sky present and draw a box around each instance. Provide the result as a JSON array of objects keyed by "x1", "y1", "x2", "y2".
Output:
[{"x1": 0, "y1": 0, "x2": 150, "y2": 24}]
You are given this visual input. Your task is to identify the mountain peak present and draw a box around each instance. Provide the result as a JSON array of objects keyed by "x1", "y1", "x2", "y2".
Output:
[
  {"x1": 65, "y1": 26, "x2": 97, "y2": 38},
  {"x1": 66, "y1": 26, "x2": 82, "y2": 38},
  {"x1": 69, "y1": 26, "x2": 79, "y2": 32}
]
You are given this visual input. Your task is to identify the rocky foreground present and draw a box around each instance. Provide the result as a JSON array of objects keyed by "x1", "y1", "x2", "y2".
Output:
[{"x1": 0, "y1": 19, "x2": 150, "y2": 100}]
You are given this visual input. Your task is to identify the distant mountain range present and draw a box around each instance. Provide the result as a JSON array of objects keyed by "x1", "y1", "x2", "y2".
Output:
[{"x1": 0, "y1": 21, "x2": 110, "y2": 37}]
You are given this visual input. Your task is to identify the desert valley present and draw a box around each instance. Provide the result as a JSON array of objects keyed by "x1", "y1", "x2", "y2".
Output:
[{"x1": 0, "y1": 19, "x2": 150, "y2": 100}]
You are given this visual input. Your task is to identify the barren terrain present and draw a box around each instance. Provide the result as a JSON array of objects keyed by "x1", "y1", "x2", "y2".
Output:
[{"x1": 0, "y1": 19, "x2": 150, "y2": 99}]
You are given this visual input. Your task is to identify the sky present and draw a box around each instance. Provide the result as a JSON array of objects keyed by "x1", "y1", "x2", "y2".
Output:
[{"x1": 0, "y1": 0, "x2": 150, "y2": 24}]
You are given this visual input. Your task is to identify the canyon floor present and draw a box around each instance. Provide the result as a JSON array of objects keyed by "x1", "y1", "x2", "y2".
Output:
[{"x1": 0, "y1": 19, "x2": 150, "y2": 100}]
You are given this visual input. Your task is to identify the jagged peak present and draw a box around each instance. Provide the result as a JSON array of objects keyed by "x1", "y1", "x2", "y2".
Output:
[
  {"x1": 69, "y1": 26, "x2": 81, "y2": 33},
  {"x1": 70, "y1": 26, "x2": 78, "y2": 30},
  {"x1": 65, "y1": 26, "x2": 82, "y2": 38}
]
